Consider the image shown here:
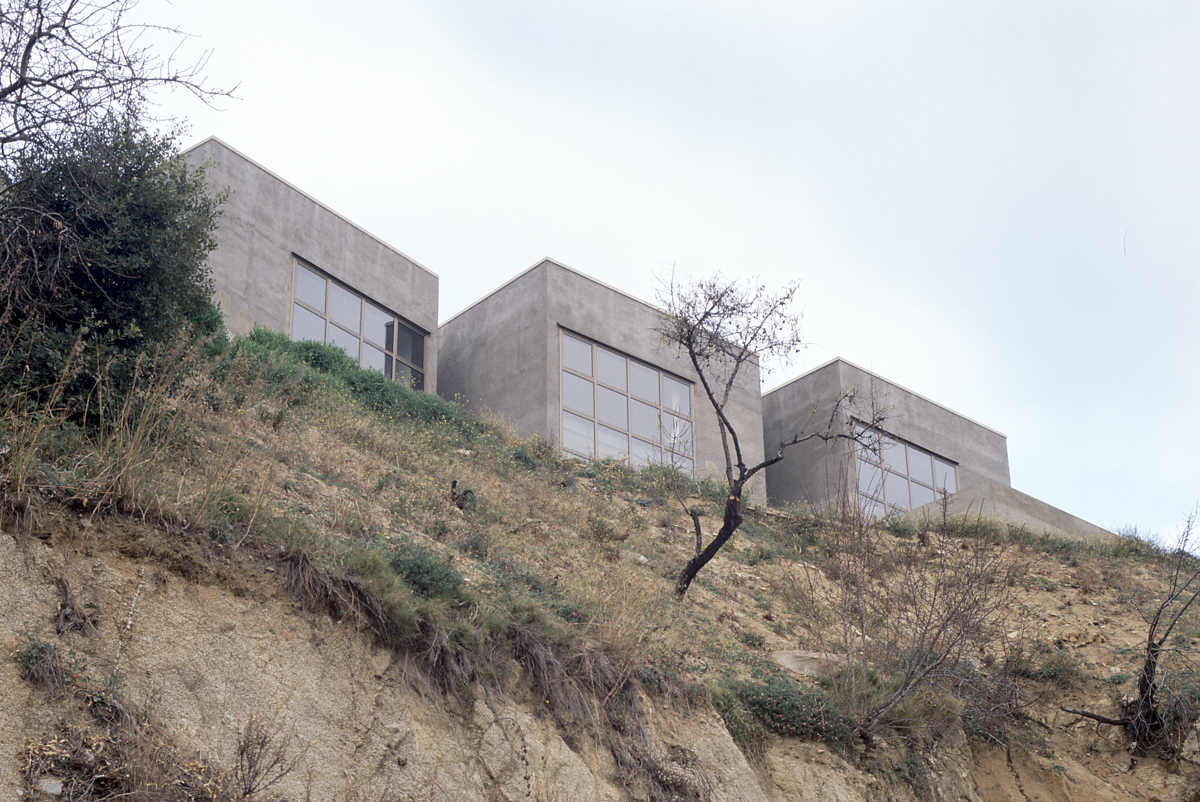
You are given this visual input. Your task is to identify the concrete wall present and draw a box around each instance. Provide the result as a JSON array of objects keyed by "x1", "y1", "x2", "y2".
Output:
[
  {"x1": 762, "y1": 358, "x2": 1010, "y2": 509},
  {"x1": 909, "y1": 479, "x2": 1113, "y2": 541},
  {"x1": 439, "y1": 259, "x2": 766, "y2": 500},
  {"x1": 184, "y1": 137, "x2": 439, "y2": 391}
]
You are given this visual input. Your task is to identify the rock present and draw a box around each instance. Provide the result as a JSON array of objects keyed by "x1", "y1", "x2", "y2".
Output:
[
  {"x1": 36, "y1": 777, "x2": 64, "y2": 796},
  {"x1": 771, "y1": 650, "x2": 848, "y2": 678}
]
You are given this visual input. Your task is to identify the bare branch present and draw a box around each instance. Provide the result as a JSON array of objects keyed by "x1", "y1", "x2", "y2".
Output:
[{"x1": 0, "y1": 0, "x2": 234, "y2": 161}]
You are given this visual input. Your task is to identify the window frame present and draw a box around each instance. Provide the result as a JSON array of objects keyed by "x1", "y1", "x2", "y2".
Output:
[
  {"x1": 558, "y1": 329, "x2": 694, "y2": 471},
  {"x1": 853, "y1": 423, "x2": 957, "y2": 517},
  {"x1": 290, "y1": 259, "x2": 426, "y2": 389}
]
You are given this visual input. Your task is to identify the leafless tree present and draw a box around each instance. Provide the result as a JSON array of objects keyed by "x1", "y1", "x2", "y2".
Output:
[
  {"x1": 0, "y1": 0, "x2": 231, "y2": 161},
  {"x1": 816, "y1": 497, "x2": 1025, "y2": 749},
  {"x1": 1063, "y1": 514, "x2": 1200, "y2": 760},
  {"x1": 657, "y1": 273, "x2": 884, "y2": 597}
]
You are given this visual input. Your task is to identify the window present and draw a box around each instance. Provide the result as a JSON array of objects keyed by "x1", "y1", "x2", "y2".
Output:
[
  {"x1": 559, "y1": 331, "x2": 693, "y2": 470},
  {"x1": 854, "y1": 424, "x2": 957, "y2": 517},
  {"x1": 291, "y1": 261, "x2": 425, "y2": 389}
]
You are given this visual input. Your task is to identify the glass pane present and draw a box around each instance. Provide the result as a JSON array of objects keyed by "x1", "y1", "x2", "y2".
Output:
[
  {"x1": 910, "y1": 482, "x2": 936, "y2": 508},
  {"x1": 295, "y1": 264, "x2": 326, "y2": 311},
  {"x1": 597, "y1": 425, "x2": 628, "y2": 459},
  {"x1": 596, "y1": 385, "x2": 628, "y2": 429},
  {"x1": 631, "y1": 399, "x2": 660, "y2": 442},
  {"x1": 363, "y1": 302, "x2": 392, "y2": 348},
  {"x1": 362, "y1": 342, "x2": 387, "y2": 374},
  {"x1": 562, "y1": 411, "x2": 594, "y2": 457},
  {"x1": 596, "y1": 347, "x2": 627, "y2": 390},
  {"x1": 879, "y1": 436, "x2": 906, "y2": 474},
  {"x1": 663, "y1": 413, "x2": 692, "y2": 456},
  {"x1": 856, "y1": 427, "x2": 881, "y2": 463},
  {"x1": 934, "y1": 459, "x2": 957, "y2": 494},
  {"x1": 884, "y1": 470, "x2": 910, "y2": 509},
  {"x1": 860, "y1": 494, "x2": 886, "y2": 521},
  {"x1": 385, "y1": 354, "x2": 394, "y2": 380},
  {"x1": 563, "y1": 334, "x2": 592, "y2": 376},
  {"x1": 291, "y1": 303, "x2": 325, "y2": 342},
  {"x1": 907, "y1": 445, "x2": 934, "y2": 486},
  {"x1": 857, "y1": 459, "x2": 883, "y2": 497},
  {"x1": 329, "y1": 324, "x2": 360, "y2": 358},
  {"x1": 393, "y1": 322, "x2": 424, "y2": 368},
  {"x1": 663, "y1": 376, "x2": 690, "y2": 415},
  {"x1": 394, "y1": 362, "x2": 419, "y2": 389},
  {"x1": 329, "y1": 283, "x2": 361, "y2": 332},
  {"x1": 671, "y1": 455, "x2": 694, "y2": 473},
  {"x1": 562, "y1": 372, "x2": 594, "y2": 416},
  {"x1": 630, "y1": 438, "x2": 661, "y2": 467},
  {"x1": 630, "y1": 362, "x2": 659, "y2": 403}
]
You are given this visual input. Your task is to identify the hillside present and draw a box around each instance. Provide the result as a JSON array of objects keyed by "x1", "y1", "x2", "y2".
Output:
[{"x1": 3, "y1": 331, "x2": 1199, "y2": 801}]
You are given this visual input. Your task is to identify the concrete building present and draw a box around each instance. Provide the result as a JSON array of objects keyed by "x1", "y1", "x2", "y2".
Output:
[
  {"x1": 438, "y1": 259, "x2": 766, "y2": 499},
  {"x1": 762, "y1": 358, "x2": 1110, "y2": 539},
  {"x1": 185, "y1": 137, "x2": 438, "y2": 391}
]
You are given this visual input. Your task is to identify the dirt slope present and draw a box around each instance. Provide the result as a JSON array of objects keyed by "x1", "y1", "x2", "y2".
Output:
[{"x1": 4, "y1": 504, "x2": 1199, "y2": 801}]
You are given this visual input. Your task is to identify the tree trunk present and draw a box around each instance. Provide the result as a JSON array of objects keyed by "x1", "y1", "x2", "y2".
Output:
[{"x1": 675, "y1": 492, "x2": 743, "y2": 597}]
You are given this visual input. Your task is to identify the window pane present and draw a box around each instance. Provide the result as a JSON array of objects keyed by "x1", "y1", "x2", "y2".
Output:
[
  {"x1": 663, "y1": 376, "x2": 690, "y2": 416},
  {"x1": 329, "y1": 283, "x2": 361, "y2": 332},
  {"x1": 295, "y1": 264, "x2": 326, "y2": 311},
  {"x1": 631, "y1": 399, "x2": 660, "y2": 442},
  {"x1": 910, "y1": 482, "x2": 936, "y2": 508},
  {"x1": 907, "y1": 445, "x2": 934, "y2": 486},
  {"x1": 597, "y1": 425, "x2": 628, "y2": 459},
  {"x1": 860, "y1": 494, "x2": 886, "y2": 521},
  {"x1": 291, "y1": 303, "x2": 325, "y2": 342},
  {"x1": 394, "y1": 362, "x2": 418, "y2": 388},
  {"x1": 562, "y1": 372, "x2": 594, "y2": 416},
  {"x1": 857, "y1": 459, "x2": 883, "y2": 497},
  {"x1": 663, "y1": 413, "x2": 692, "y2": 456},
  {"x1": 329, "y1": 324, "x2": 360, "y2": 358},
  {"x1": 394, "y1": 322, "x2": 424, "y2": 368},
  {"x1": 884, "y1": 470, "x2": 910, "y2": 509},
  {"x1": 562, "y1": 411, "x2": 595, "y2": 457},
  {"x1": 362, "y1": 342, "x2": 387, "y2": 374},
  {"x1": 630, "y1": 438, "x2": 661, "y2": 467},
  {"x1": 672, "y1": 455, "x2": 694, "y2": 473},
  {"x1": 879, "y1": 436, "x2": 906, "y2": 473},
  {"x1": 363, "y1": 302, "x2": 392, "y2": 349},
  {"x1": 596, "y1": 386, "x2": 628, "y2": 428},
  {"x1": 856, "y1": 428, "x2": 882, "y2": 463},
  {"x1": 563, "y1": 334, "x2": 592, "y2": 375},
  {"x1": 597, "y1": 347, "x2": 627, "y2": 390},
  {"x1": 934, "y1": 459, "x2": 957, "y2": 494},
  {"x1": 630, "y1": 362, "x2": 659, "y2": 403}
]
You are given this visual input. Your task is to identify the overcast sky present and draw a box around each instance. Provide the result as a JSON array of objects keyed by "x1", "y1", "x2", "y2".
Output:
[{"x1": 140, "y1": 0, "x2": 1200, "y2": 540}]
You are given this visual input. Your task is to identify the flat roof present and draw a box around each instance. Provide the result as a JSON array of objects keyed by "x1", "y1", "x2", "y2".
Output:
[{"x1": 763, "y1": 356, "x2": 1006, "y2": 439}]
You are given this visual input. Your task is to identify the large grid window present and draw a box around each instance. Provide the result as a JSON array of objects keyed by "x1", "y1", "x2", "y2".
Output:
[
  {"x1": 855, "y1": 424, "x2": 957, "y2": 519},
  {"x1": 291, "y1": 261, "x2": 425, "y2": 389},
  {"x1": 560, "y1": 331, "x2": 693, "y2": 470}
]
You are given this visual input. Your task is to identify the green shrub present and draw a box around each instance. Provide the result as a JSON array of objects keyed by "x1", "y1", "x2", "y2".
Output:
[
  {"x1": 227, "y1": 329, "x2": 488, "y2": 440},
  {"x1": 730, "y1": 678, "x2": 853, "y2": 748},
  {"x1": 712, "y1": 684, "x2": 769, "y2": 761},
  {"x1": 1005, "y1": 642, "x2": 1081, "y2": 686},
  {"x1": 387, "y1": 541, "x2": 471, "y2": 607}
]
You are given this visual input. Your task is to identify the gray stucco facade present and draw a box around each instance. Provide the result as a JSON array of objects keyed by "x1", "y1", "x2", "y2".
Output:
[
  {"x1": 762, "y1": 358, "x2": 1110, "y2": 539},
  {"x1": 185, "y1": 137, "x2": 438, "y2": 391},
  {"x1": 438, "y1": 259, "x2": 766, "y2": 500}
]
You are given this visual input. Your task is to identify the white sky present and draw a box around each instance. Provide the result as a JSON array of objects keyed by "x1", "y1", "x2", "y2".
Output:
[{"x1": 140, "y1": 0, "x2": 1200, "y2": 540}]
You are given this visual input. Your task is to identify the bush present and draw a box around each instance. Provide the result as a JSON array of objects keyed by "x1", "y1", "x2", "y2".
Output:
[
  {"x1": 729, "y1": 678, "x2": 853, "y2": 748},
  {"x1": 387, "y1": 540, "x2": 471, "y2": 607}
]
